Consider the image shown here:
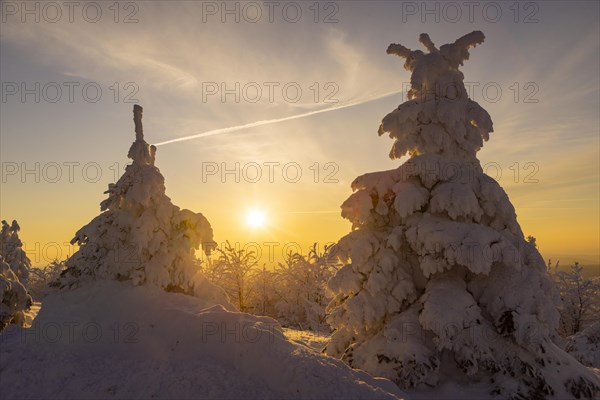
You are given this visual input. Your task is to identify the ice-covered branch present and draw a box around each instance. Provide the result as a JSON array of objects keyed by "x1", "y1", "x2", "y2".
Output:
[
  {"x1": 386, "y1": 43, "x2": 413, "y2": 59},
  {"x1": 419, "y1": 33, "x2": 438, "y2": 53},
  {"x1": 439, "y1": 31, "x2": 485, "y2": 68},
  {"x1": 452, "y1": 30, "x2": 485, "y2": 52}
]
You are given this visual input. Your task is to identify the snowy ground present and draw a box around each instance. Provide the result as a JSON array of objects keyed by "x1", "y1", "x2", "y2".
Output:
[
  {"x1": 282, "y1": 328, "x2": 331, "y2": 353},
  {"x1": 22, "y1": 301, "x2": 40, "y2": 327},
  {"x1": 282, "y1": 329, "x2": 600, "y2": 400},
  {"x1": 285, "y1": 328, "x2": 497, "y2": 400},
  {"x1": 5, "y1": 296, "x2": 599, "y2": 399},
  {"x1": 0, "y1": 282, "x2": 406, "y2": 399}
]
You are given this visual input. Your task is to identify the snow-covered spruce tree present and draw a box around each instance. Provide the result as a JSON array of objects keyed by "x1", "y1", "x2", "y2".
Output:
[
  {"x1": 0, "y1": 255, "x2": 32, "y2": 331},
  {"x1": 325, "y1": 32, "x2": 600, "y2": 398},
  {"x1": 58, "y1": 105, "x2": 216, "y2": 294},
  {"x1": 0, "y1": 220, "x2": 31, "y2": 285}
]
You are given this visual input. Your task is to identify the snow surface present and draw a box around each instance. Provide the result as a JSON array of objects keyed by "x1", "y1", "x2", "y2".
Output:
[
  {"x1": 22, "y1": 301, "x2": 40, "y2": 327},
  {"x1": 0, "y1": 281, "x2": 406, "y2": 399},
  {"x1": 566, "y1": 322, "x2": 600, "y2": 369},
  {"x1": 283, "y1": 327, "x2": 331, "y2": 353}
]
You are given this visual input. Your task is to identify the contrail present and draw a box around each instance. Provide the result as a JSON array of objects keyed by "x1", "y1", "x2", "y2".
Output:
[
  {"x1": 287, "y1": 211, "x2": 339, "y2": 214},
  {"x1": 154, "y1": 90, "x2": 401, "y2": 146}
]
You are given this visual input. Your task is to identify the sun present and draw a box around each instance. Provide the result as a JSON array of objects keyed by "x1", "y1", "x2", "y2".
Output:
[{"x1": 246, "y1": 209, "x2": 267, "y2": 229}]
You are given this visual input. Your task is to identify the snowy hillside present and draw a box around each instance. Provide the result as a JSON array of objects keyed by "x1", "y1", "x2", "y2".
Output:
[{"x1": 0, "y1": 280, "x2": 405, "y2": 399}]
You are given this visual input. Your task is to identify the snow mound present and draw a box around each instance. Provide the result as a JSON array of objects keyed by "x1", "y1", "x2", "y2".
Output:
[{"x1": 0, "y1": 280, "x2": 406, "y2": 399}]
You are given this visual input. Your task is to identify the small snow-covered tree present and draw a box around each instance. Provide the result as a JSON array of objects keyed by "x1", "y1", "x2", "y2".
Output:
[
  {"x1": 58, "y1": 105, "x2": 216, "y2": 294},
  {"x1": 28, "y1": 259, "x2": 66, "y2": 300},
  {"x1": 553, "y1": 263, "x2": 600, "y2": 336},
  {"x1": 248, "y1": 265, "x2": 279, "y2": 317},
  {"x1": 325, "y1": 32, "x2": 600, "y2": 398},
  {"x1": 210, "y1": 241, "x2": 258, "y2": 311},
  {"x1": 0, "y1": 255, "x2": 32, "y2": 331},
  {"x1": 272, "y1": 251, "x2": 310, "y2": 327},
  {"x1": 273, "y1": 244, "x2": 338, "y2": 330},
  {"x1": 306, "y1": 243, "x2": 339, "y2": 311},
  {"x1": 0, "y1": 220, "x2": 31, "y2": 284}
]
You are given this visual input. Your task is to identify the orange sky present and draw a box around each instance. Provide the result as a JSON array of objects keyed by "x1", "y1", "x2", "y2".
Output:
[{"x1": 1, "y1": 2, "x2": 598, "y2": 273}]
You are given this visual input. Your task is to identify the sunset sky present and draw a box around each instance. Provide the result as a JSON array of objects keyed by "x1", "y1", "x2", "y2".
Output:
[{"x1": 1, "y1": 1, "x2": 598, "y2": 271}]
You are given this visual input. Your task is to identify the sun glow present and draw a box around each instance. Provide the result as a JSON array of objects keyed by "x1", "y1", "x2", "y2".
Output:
[{"x1": 246, "y1": 209, "x2": 267, "y2": 229}]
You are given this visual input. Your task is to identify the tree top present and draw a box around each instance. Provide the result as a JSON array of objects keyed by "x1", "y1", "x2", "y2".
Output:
[
  {"x1": 387, "y1": 31, "x2": 485, "y2": 71},
  {"x1": 133, "y1": 104, "x2": 143, "y2": 141}
]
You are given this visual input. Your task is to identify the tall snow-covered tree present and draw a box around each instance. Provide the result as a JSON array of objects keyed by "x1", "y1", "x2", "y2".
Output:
[
  {"x1": 0, "y1": 220, "x2": 31, "y2": 284},
  {"x1": 58, "y1": 105, "x2": 216, "y2": 294},
  {"x1": 325, "y1": 32, "x2": 600, "y2": 398}
]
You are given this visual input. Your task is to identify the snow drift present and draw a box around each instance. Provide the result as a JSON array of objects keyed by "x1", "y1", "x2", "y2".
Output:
[
  {"x1": 0, "y1": 280, "x2": 404, "y2": 399},
  {"x1": 566, "y1": 322, "x2": 600, "y2": 369}
]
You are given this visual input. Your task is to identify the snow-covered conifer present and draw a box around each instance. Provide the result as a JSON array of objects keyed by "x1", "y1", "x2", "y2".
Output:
[
  {"x1": 0, "y1": 220, "x2": 31, "y2": 284},
  {"x1": 325, "y1": 32, "x2": 600, "y2": 399},
  {"x1": 0, "y1": 255, "x2": 32, "y2": 331},
  {"x1": 58, "y1": 105, "x2": 216, "y2": 294}
]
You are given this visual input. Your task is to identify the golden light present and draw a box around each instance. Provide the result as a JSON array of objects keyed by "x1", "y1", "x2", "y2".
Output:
[{"x1": 246, "y1": 209, "x2": 267, "y2": 229}]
